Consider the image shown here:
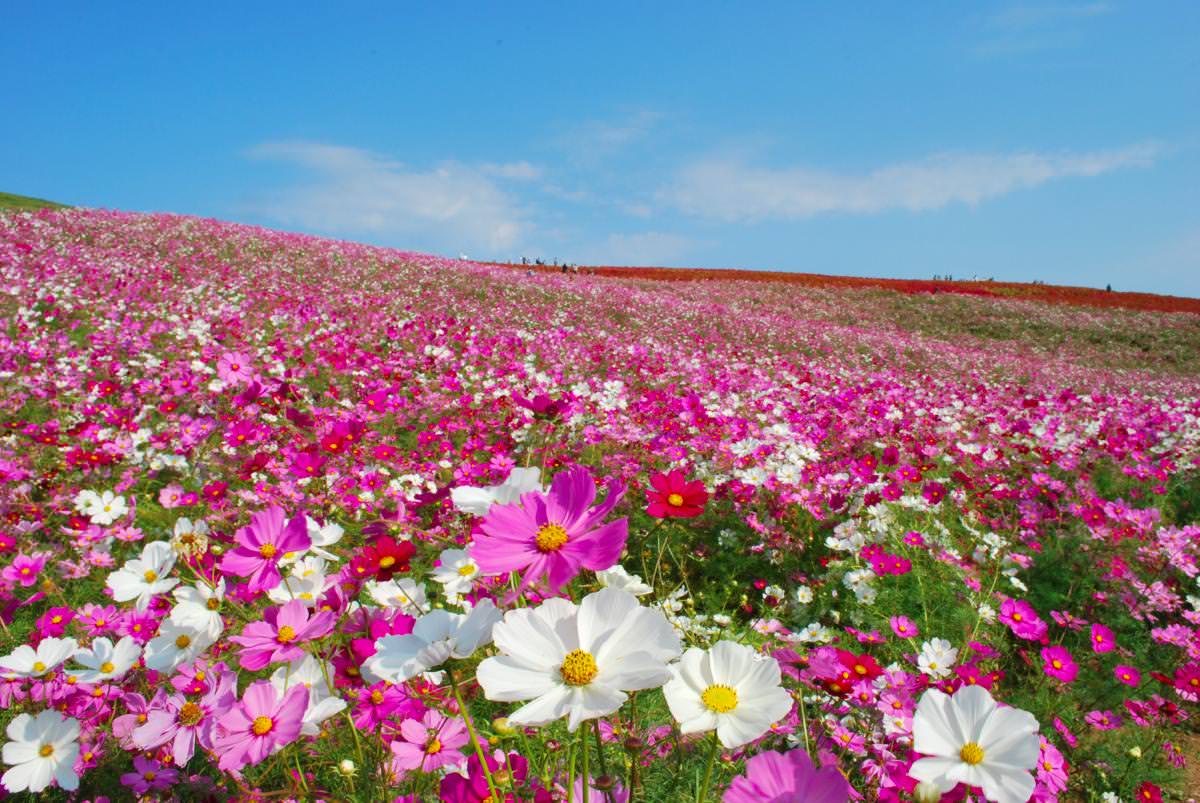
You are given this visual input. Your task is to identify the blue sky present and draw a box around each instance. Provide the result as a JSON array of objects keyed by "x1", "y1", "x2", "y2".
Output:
[{"x1": 6, "y1": 2, "x2": 1200, "y2": 294}]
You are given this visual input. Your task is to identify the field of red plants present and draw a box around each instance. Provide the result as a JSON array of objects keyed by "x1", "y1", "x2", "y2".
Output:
[{"x1": 0, "y1": 207, "x2": 1198, "y2": 802}]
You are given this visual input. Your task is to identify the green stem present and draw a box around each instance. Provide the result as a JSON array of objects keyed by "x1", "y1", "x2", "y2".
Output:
[
  {"x1": 446, "y1": 664, "x2": 500, "y2": 802},
  {"x1": 581, "y1": 722, "x2": 591, "y2": 803},
  {"x1": 696, "y1": 732, "x2": 720, "y2": 803}
]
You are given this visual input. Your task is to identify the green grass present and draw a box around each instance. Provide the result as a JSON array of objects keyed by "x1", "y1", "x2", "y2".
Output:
[{"x1": 0, "y1": 191, "x2": 68, "y2": 211}]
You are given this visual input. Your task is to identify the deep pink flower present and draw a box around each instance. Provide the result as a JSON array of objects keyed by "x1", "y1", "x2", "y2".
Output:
[
  {"x1": 2, "y1": 553, "x2": 46, "y2": 587},
  {"x1": 230, "y1": 600, "x2": 336, "y2": 670},
  {"x1": 133, "y1": 672, "x2": 235, "y2": 766},
  {"x1": 389, "y1": 710, "x2": 468, "y2": 774},
  {"x1": 1084, "y1": 709, "x2": 1123, "y2": 730},
  {"x1": 1090, "y1": 623, "x2": 1116, "y2": 653},
  {"x1": 999, "y1": 598, "x2": 1048, "y2": 641},
  {"x1": 218, "y1": 507, "x2": 311, "y2": 593},
  {"x1": 889, "y1": 616, "x2": 919, "y2": 639},
  {"x1": 213, "y1": 681, "x2": 308, "y2": 772},
  {"x1": 471, "y1": 466, "x2": 627, "y2": 593},
  {"x1": 1041, "y1": 645, "x2": 1078, "y2": 683},
  {"x1": 441, "y1": 750, "x2": 530, "y2": 803},
  {"x1": 645, "y1": 469, "x2": 708, "y2": 518},
  {"x1": 1114, "y1": 664, "x2": 1142, "y2": 687},
  {"x1": 724, "y1": 748, "x2": 851, "y2": 803},
  {"x1": 120, "y1": 755, "x2": 178, "y2": 794},
  {"x1": 217, "y1": 352, "x2": 254, "y2": 385}
]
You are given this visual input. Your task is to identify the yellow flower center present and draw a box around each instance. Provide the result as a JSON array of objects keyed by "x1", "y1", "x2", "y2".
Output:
[
  {"x1": 259, "y1": 543, "x2": 277, "y2": 559},
  {"x1": 559, "y1": 649, "x2": 598, "y2": 686},
  {"x1": 144, "y1": 771, "x2": 156, "y2": 781},
  {"x1": 379, "y1": 556, "x2": 396, "y2": 569},
  {"x1": 94, "y1": 619, "x2": 106, "y2": 627},
  {"x1": 701, "y1": 684, "x2": 739, "y2": 713},
  {"x1": 960, "y1": 742, "x2": 985, "y2": 765},
  {"x1": 144, "y1": 570, "x2": 158, "y2": 583},
  {"x1": 425, "y1": 738, "x2": 442, "y2": 754},
  {"x1": 1012, "y1": 613, "x2": 1022, "y2": 622},
  {"x1": 667, "y1": 493, "x2": 685, "y2": 506},
  {"x1": 371, "y1": 690, "x2": 384, "y2": 705},
  {"x1": 32, "y1": 661, "x2": 46, "y2": 673},
  {"x1": 206, "y1": 597, "x2": 220, "y2": 610},
  {"x1": 252, "y1": 716, "x2": 274, "y2": 735},
  {"x1": 174, "y1": 634, "x2": 192, "y2": 649},
  {"x1": 179, "y1": 702, "x2": 204, "y2": 726},
  {"x1": 277, "y1": 625, "x2": 297, "y2": 643},
  {"x1": 51, "y1": 615, "x2": 62, "y2": 624},
  {"x1": 457, "y1": 564, "x2": 476, "y2": 576},
  {"x1": 39, "y1": 744, "x2": 54, "y2": 758},
  {"x1": 100, "y1": 661, "x2": 115, "y2": 674},
  {"x1": 535, "y1": 523, "x2": 569, "y2": 552},
  {"x1": 1052, "y1": 660, "x2": 1062, "y2": 669}
]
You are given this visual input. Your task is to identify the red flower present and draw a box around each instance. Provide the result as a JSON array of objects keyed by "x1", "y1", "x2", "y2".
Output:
[
  {"x1": 352, "y1": 536, "x2": 416, "y2": 581},
  {"x1": 1135, "y1": 782, "x2": 1163, "y2": 803},
  {"x1": 645, "y1": 470, "x2": 708, "y2": 518}
]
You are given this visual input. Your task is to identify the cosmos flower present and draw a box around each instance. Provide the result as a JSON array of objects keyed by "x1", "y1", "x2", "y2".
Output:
[
  {"x1": 662, "y1": 641, "x2": 793, "y2": 749},
  {"x1": 106, "y1": 541, "x2": 179, "y2": 611},
  {"x1": 1, "y1": 710, "x2": 80, "y2": 794},
  {"x1": 909, "y1": 685, "x2": 1040, "y2": 803},
  {"x1": 471, "y1": 466, "x2": 627, "y2": 593},
  {"x1": 429, "y1": 548, "x2": 481, "y2": 600},
  {"x1": 68, "y1": 636, "x2": 141, "y2": 684},
  {"x1": 213, "y1": 681, "x2": 308, "y2": 772},
  {"x1": 230, "y1": 599, "x2": 336, "y2": 670},
  {"x1": 366, "y1": 600, "x2": 501, "y2": 683},
  {"x1": 645, "y1": 469, "x2": 708, "y2": 518},
  {"x1": 917, "y1": 638, "x2": 958, "y2": 680},
  {"x1": 451, "y1": 466, "x2": 543, "y2": 516},
  {"x1": 75, "y1": 490, "x2": 129, "y2": 526},
  {"x1": 476, "y1": 588, "x2": 680, "y2": 731},
  {"x1": 723, "y1": 748, "x2": 851, "y2": 803},
  {"x1": 0, "y1": 637, "x2": 78, "y2": 679},
  {"x1": 350, "y1": 536, "x2": 417, "y2": 583},
  {"x1": 389, "y1": 709, "x2": 469, "y2": 773},
  {"x1": 218, "y1": 506, "x2": 311, "y2": 593},
  {"x1": 1041, "y1": 645, "x2": 1078, "y2": 683}
]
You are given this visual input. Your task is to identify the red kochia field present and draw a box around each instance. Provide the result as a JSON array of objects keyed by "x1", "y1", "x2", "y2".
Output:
[{"x1": 0, "y1": 206, "x2": 1199, "y2": 801}]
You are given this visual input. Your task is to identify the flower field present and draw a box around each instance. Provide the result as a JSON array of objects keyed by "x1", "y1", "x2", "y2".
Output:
[{"x1": 1, "y1": 206, "x2": 1199, "y2": 802}]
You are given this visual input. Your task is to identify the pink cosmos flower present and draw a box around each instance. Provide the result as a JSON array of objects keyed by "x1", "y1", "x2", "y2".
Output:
[
  {"x1": 1041, "y1": 645, "x2": 1078, "y2": 683},
  {"x1": 230, "y1": 600, "x2": 336, "y2": 670},
  {"x1": 1090, "y1": 623, "x2": 1116, "y2": 653},
  {"x1": 889, "y1": 616, "x2": 919, "y2": 639},
  {"x1": 133, "y1": 673, "x2": 236, "y2": 765},
  {"x1": 216, "y1": 352, "x2": 254, "y2": 385},
  {"x1": 1084, "y1": 709, "x2": 1123, "y2": 730},
  {"x1": 645, "y1": 469, "x2": 708, "y2": 518},
  {"x1": 2, "y1": 553, "x2": 46, "y2": 587},
  {"x1": 120, "y1": 755, "x2": 178, "y2": 795},
  {"x1": 1114, "y1": 664, "x2": 1141, "y2": 687},
  {"x1": 389, "y1": 710, "x2": 469, "y2": 774},
  {"x1": 724, "y1": 748, "x2": 851, "y2": 803},
  {"x1": 213, "y1": 681, "x2": 308, "y2": 772},
  {"x1": 999, "y1": 598, "x2": 1048, "y2": 641},
  {"x1": 218, "y1": 506, "x2": 311, "y2": 593},
  {"x1": 471, "y1": 466, "x2": 627, "y2": 593}
]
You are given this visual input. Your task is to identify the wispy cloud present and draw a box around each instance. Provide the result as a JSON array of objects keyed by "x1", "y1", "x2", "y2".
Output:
[
  {"x1": 575, "y1": 231, "x2": 697, "y2": 266},
  {"x1": 660, "y1": 144, "x2": 1157, "y2": 222},
  {"x1": 975, "y1": 2, "x2": 1116, "y2": 55},
  {"x1": 556, "y1": 109, "x2": 664, "y2": 165},
  {"x1": 244, "y1": 141, "x2": 533, "y2": 254}
]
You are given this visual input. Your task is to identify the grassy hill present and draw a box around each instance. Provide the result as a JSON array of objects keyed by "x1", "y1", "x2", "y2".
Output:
[{"x1": 0, "y1": 191, "x2": 67, "y2": 210}]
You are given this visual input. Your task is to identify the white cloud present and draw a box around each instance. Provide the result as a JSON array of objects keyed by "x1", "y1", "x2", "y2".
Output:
[
  {"x1": 986, "y1": 3, "x2": 1115, "y2": 29},
  {"x1": 576, "y1": 232, "x2": 696, "y2": 266},
  {"x1": 975, "y1": 3, "x2": 1116, "y2": 55},
  {"x1": 480, "y1": 161, "x2": 543, "y2": 180},
  {"x1": 244, "y1": 141, "x2": 531, "y2": 254},
  {"x1": 557, "y1": 110, "x2": 664, "y2": 164},
  {"x1": 661, "y1": 144, "x2": 1158, "y2": 222}
]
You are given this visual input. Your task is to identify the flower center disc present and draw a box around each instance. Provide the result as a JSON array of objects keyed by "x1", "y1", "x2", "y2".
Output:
[
  {"x1": 252, "y1": 715, "x2": 274, "y2": 735},
  {"x1": 535, "y1": 523, "x2": 569, "y2": 552},
  {"x1": 143, "y1": 570, "x2": 158, "y2": 583},
  {"x1": 100, "y1": 661, "x2": 115, "y2": 674},
  {"x1": 32, "y1": 661, "x2": 46, "y2": 673},
  {"x1": 39, "y1": 744, "x2": 54, "y2": 757},
  {"x1": 259, "y1": 544, "x2": 277, "y2": 559},
  {"x1": 379, "y1": 555, "x2": 396, "y2": 569},
  {"x1": 701, "y1": 684, "x2": 739, "y2": 713},
  {"x1": 959, "y1": 742, "x2": 985, "y2": 765},
  {"x1": 277, "y1": 625, "x2": 297, "y2": 643},
  {"x1": 175, "y1": 634, "x2": 192, "y2": 649},
  {"x1": 425, "y1": 737, "x2": 442, "y2": 754},
  {"x1": 560, "y1": 649, "x2": 598, "y2": 686},
  {"x1": 179, "y1": 702, "x2": 204, "y2": 726},
  {"x1": 457, "y1": 564, "x2": 476, "y2": 576},
  {"x1": 667, "y1": 493, "x2": 685, "y2": 506}
]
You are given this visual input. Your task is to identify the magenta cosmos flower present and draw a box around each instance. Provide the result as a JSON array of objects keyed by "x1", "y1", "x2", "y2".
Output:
[
  {"x1": 645, "y1": 469, "x2": 708, "y2": 518},
  {"x1": 229, "y1": 599, "x2": 336, "y2": 670},
  {"x1": 723, "y1": 749, "x2": 851, "y2": 803},
  {"x1": 389, "y1": 709, "x2": 468, "y2": 773},
  {"x1": 998, "y1": 598, "x2": 1048, "y2": 641},
  {"x1": 218, "y1": 507, "x2": 311, "y2": 593},
  {"x1": 213, "y1": 681, "x2": 308, "y2": 772},
  {"x1": 471, "y1": 466, "x2": 627, "y2": 593},
  {"x1": 1041, "y1": 645, "x2": 1078, "y2": 683}
]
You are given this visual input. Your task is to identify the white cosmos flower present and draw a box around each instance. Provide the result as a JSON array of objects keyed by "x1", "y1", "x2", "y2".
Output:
[
  {"x1": 365, "y1": 599, "x2": 501, "y2": 684},
  {"x1": 1, "y1": 710, "x2": 80, "y2": 793},
  {"x1": 450, "y1": 466, "x2": 543, "y2": 516},
  {"x1": 365, "y1": 578, "x2": 428, "y2": 615},
  {"x1": 106, "y1": 541, "x2": 179, "y2": 611},
  {"x1": 662, "y1": 641, "x2": 793, "y2": 749},
  {"x1": 68, "y1": 637, "x2": 141, "y2": 684},
  {"x1": 304, "y1": 517, "x2": 345, "y2": 561},
  {"x1": 476, "y1": 587, "x2": 682, "y2": 732},
  {"x1": 910, "y1": 685, "x2": 1040, "y2": 803},
  {"x1": 0, "y1": 638, "x2": 78, "y2": 680},
  {"x1": 430, "y1": 548, "x2": 480, "y2": 599},
  {"x1": 169, "y1": 578, "x2": 226, "y2": 641},
  {"x1": 595, "y1": 565, "x2": 653, "y2": 596},
  {"x1": 170, "y1": 517, "x2": 210, "y2": 557},
  {"x1": 917, "y1": 638, "x2": 959, "y2": 680},
  {"x1": 270, "y1": 656, "x2": 346, "y2": 737},
  {"x1": 268, "y1": 560, "x2": 329, "y2": 607},
  {"x1": 143, "y1": 620, "x2": 214, "y2": 673},
  {"x1": 79, "y1": 490, "x2": 128, "y2": 526}
]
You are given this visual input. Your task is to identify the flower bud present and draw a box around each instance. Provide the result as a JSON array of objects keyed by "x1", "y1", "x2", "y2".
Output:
[{"x1": 337, "y1": 759, "x2": 356, "y2": 777}]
